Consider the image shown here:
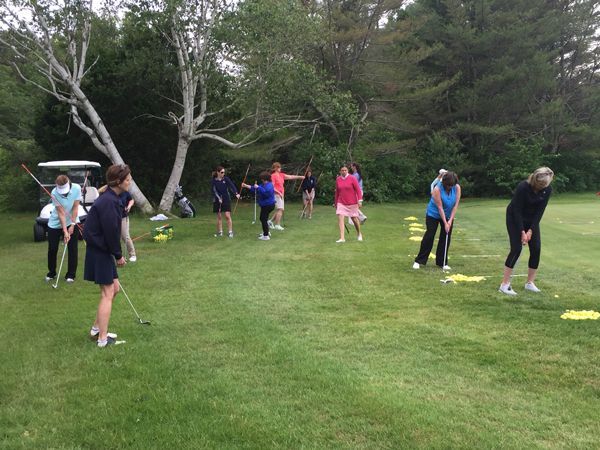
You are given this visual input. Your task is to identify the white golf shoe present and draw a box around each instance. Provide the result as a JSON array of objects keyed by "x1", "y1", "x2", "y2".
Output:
[
  {"x1": 524, "y1": 282, "x2": 541, "y2": 293},
  {"x1": 442, "y1": 265, "x2": 451, "y2": 271},
  {"x1": 336, "y1": 239, "x2": 345, "y2": 243},
  {"x1": 273, "y1": 225, "x2": 285, "y2": 231},
  {"x1": 498, "y1": 284, "x2": 518, "y2": 296},
  {"x1": 357, "y1": 234, "x2": 363, "y2": 241},
  {"x1": 412, "y1": 262, "x2": 420, "y2": 269}
]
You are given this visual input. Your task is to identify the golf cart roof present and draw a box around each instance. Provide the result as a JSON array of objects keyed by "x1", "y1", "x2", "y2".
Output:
[{"x1": 38, "y1": 161, "x2": 101, "y2": 168}]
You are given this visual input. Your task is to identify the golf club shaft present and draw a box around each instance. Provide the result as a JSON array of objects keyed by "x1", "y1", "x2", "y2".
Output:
[
  {"x1": 53, "y1": 243, "x2": 68, "y2": 288},
  {"x1": 253, "y1": 189, "x2": 257, "y2": 222},
  {"x1": 443, "y1": 230, "x2": 449, "y2": 268},
  {"x1": 117, "y1": 280, "x2": 147, "y2": 323}
]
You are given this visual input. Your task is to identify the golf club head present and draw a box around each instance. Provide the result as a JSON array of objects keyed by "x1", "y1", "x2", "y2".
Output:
[
  {"x1": 139, "y1": 319, "x2": 151, "y2": 325},
  {"x1": 440, "y1": 278, "x2": 455, "y2": 284}
]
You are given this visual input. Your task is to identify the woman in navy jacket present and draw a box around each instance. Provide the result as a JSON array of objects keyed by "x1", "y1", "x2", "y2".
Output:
[{"x1": 83, "y1": 164, "x2": 131, "y2": 347}]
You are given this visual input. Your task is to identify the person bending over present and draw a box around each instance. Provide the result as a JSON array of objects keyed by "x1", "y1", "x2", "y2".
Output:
[{"x1": 413, "y1": 171, "x2": 461, "y2": 270}]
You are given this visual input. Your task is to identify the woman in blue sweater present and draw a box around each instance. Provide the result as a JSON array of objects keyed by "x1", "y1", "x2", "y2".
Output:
[
  {"x1": 242, "y1": 171, "x2": 276, "y2": 241},
  {"x1": 413, "y1": 171, "x2": 461, "y2": 270},
  {"x1": 83, "y1": 164, "x2": 130, "y2": 348}
]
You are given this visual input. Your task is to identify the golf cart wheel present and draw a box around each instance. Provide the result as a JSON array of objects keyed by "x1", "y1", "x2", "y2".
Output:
[{"x1": 33, "y1": 223, "x2": 46, "y2": 242}]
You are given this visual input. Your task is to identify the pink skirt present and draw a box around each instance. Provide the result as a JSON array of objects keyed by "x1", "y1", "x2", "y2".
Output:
[{"x1": 336, "y1": 203, "x2": 359, "y2": 217}]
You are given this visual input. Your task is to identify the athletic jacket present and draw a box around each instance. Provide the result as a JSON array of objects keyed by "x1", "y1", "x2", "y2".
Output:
[
  {"x1": 335, "y1": 175, "x2": 362, "y2": 206},
  {"x1": 249, "y1": 182, "x2": 276, "y2": 207},
  {"x1": 301, "y1": 176, "x2": 317, "y2": 193},
  {"x1": 83, "y1": 187, "x2": 123, "y2": 259},
  {"x1": 507, "y1": 180, "x2": 552, "y2": 231},
  {"x1": 211, "y1": 176, "x2": 238, "y2": 203}
]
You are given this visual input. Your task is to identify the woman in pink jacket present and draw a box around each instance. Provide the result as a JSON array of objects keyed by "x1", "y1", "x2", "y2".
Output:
[{"x1": 334, "y1": 165, "x2": 363, "y2": 243}]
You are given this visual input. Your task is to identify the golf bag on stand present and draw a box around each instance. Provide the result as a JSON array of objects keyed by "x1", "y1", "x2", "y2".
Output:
[{"x1": 174, "y1": 185, "x2": 196, "y2": 218}]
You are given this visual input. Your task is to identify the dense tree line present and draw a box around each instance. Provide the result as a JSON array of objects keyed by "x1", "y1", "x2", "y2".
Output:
[{"x1": 1, "y1": 0, "x2": 598, "y2": 212}]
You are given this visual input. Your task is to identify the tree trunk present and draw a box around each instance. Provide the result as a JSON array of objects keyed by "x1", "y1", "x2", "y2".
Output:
[
  {"x1": 159, "y1": 136, "x2": 191, "y2": 212},
  {"x1": 74, "y1": 86, "x2": 155, "y2": 214}
]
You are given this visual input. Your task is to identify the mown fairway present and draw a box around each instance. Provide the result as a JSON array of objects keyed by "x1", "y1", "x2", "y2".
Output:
[{"x1": 1, "y1": 194, "x2": 599, "y2": 448}]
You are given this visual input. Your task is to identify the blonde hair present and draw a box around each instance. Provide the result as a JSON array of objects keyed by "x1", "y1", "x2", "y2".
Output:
[
  {"x1": 271, "y1": 162, "x2": 281, "y2": 173},
  {"x1": 528, "y1": 167, "x2": 554, "y2": 191}
]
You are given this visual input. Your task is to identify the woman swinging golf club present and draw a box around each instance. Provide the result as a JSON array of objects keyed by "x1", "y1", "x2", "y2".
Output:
[
  {"x1": 45, "y1": 175, "x2": 82, "y2": 285},
  {"x1": 83, "y1": 164, "x2": 131, "y2": 348},
  {"x1": 498, "y1": 167, "x2": 554, "y2": 296},
  {"x1": 413, "y1": 171, "x2": 461, "y2": 270}
]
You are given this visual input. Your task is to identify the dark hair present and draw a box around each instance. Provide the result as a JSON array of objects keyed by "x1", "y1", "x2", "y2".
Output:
[
  {"x1": 106, "y1": 164, "x2": 131, "y2": 187},
  {"x1": 212, "y1": 166, "x2": 225, "y2": 178},
  {"x1": 259, "y1": 171, "x2": 271, "y2": 182},
  {"x1": 351, "y1": 162, "x2": 361, "y2": 176},
  {"x1": 441, "y1": 171, "x2": 458, "y2": 191},
  {"x1": 305, "y1": 167, "x2": 312, "y2": 177}
]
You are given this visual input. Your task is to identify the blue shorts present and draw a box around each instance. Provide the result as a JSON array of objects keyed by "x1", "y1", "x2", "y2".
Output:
[{"x1": 84, "y1": 245, "x2": 118, "y2": 285}]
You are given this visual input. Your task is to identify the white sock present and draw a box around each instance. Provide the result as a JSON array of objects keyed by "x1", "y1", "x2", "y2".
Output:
[
  {"x1": 90, "y1": 326, "x2": 99, "y2": 335},
  {"x1": 97, "y1": 339, "x2": 107, "y2": 347}
]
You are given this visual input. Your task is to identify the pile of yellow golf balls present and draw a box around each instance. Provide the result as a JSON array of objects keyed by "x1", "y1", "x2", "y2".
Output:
[{"x1": 560, "y1": 310, "x2": 600, "y2": 320}]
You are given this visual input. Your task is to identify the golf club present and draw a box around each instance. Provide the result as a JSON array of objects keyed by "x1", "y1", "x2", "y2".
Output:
[
  {"x1": 118, "y1": 280, "x2": 151, "y2": 325},
  {"x1": 52, "y1": 243, "x2": 68, "y2": 289},
  {"x1": 442, "y1": 230, "x2": 449, "y2": 271},
  {"x1": 252, "y1": 186, "x2": 257, "y2": 224}
]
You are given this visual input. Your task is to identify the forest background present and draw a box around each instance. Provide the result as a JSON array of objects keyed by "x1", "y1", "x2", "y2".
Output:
[{"x1": 1, "y1": 0, "x2": 598, "y2": 213}]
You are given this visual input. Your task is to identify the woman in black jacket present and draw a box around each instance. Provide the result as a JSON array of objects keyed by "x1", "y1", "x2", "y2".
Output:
[
  {"x1": 499, "y1": 167, "x2": 554, "y2": 296},
  {"x1": 83, "y1": 164, "x2": 131, "y2": 347}
]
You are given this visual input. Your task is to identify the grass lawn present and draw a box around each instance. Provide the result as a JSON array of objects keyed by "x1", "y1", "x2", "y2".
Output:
[{"x1": 1, "y1": 193, "x2": 599, "y2": 448}]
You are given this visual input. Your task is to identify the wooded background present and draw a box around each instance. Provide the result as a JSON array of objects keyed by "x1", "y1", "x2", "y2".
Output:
[{"x1": 1, "y1": 0, "x2": 598, "y2": 212}]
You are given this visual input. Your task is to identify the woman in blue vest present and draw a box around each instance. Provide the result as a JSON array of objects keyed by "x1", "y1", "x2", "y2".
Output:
[{"x1": 413, "y1": 171, "x2": 461, "y2": 270}]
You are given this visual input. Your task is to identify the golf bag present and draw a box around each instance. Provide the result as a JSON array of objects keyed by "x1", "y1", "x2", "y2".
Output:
[{"x1": 174, "y1": 185, "x2": 196, "y2": 218}]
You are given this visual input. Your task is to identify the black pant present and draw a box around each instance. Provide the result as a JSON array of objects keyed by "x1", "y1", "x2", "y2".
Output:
[
  {"x1": 260, "y1": 204, "x2": 275, "y2": 236},
  {"x1": 414, "y1": 215, "x2": 453, "y2": 267},
  {"x1": 505, "y1": 214, "x2": 541, "y2": 269},
  {"x1": 47, "y1": 226, "x2": 79, "y2": 279}
]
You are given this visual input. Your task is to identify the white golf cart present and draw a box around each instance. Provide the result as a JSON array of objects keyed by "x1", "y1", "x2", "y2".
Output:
[{"x1": 34, "y1": 160, "x2": 103, "y2": 242}]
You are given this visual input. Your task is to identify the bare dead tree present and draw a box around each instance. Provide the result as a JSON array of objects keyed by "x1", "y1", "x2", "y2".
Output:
[{"x1": 0, "y1": 0, "x2": 154, "y2": 212}]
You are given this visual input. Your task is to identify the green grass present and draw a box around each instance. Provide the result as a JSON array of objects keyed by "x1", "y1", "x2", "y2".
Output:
[{"x1": 1, "y1": 194, "x2": 599, "y2": 448}]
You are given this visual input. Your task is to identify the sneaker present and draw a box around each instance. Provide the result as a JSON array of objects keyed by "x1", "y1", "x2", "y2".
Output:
[
  {"x1": 273, "y1": 225, "x2": 285, "y2": 231},
  {"x1": 360, "y1": 216, "x2": 367, "y2": 225},
  {"x1": 228, "y1": 231, "x2": 234, "y2": 238},
  {"x1": 97, "y1": 336, "x2": 125, "y2": 348},
  {"x1": 45, "y1": 276, "x2": 55, "y2": 282},
  {"x1": 412, "y1": 262, "x2": 420, "y2": 269},
  {"x1": 258, "y1": 235, "x2": 271, "y2": 241},
  {"x1": 524, "y1": 282, "x2": 541, "y2": 293},
  {"x1": 442, "y1": 265, "x2": 451, "y2": 271},
  {"x1": 90, "y1": 329, "x2": 118, "y2": 341},
  {"x1": 66, "y1": 278, "x2": 75, "y2": 283},
  {"x1": 129, "y1": 256, "x2": 137, "y2": 262},
  {"x1": 308, "y1": 215, "x2": 312, "y2": 219},
  {"x1": 267, "y1": 220, "x2": 274, "y2": 229},
  {"x1": 336, "y1": 239, "x2": 345, "y2": 243},
  {"x1": 357, "y1": 234, "x2": 363, "y2": 241},
  {"x1": 498, "y1": 284, "x2": 518, "y2": 296},
  {"x1": 214, "y1": 231, "x2": 223, "y2": 237}
]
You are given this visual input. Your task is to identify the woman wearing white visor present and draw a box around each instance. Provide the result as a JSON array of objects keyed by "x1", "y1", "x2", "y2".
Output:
[{"x1": 45, "y1": 175, "x2": 81, "y2": 283}]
